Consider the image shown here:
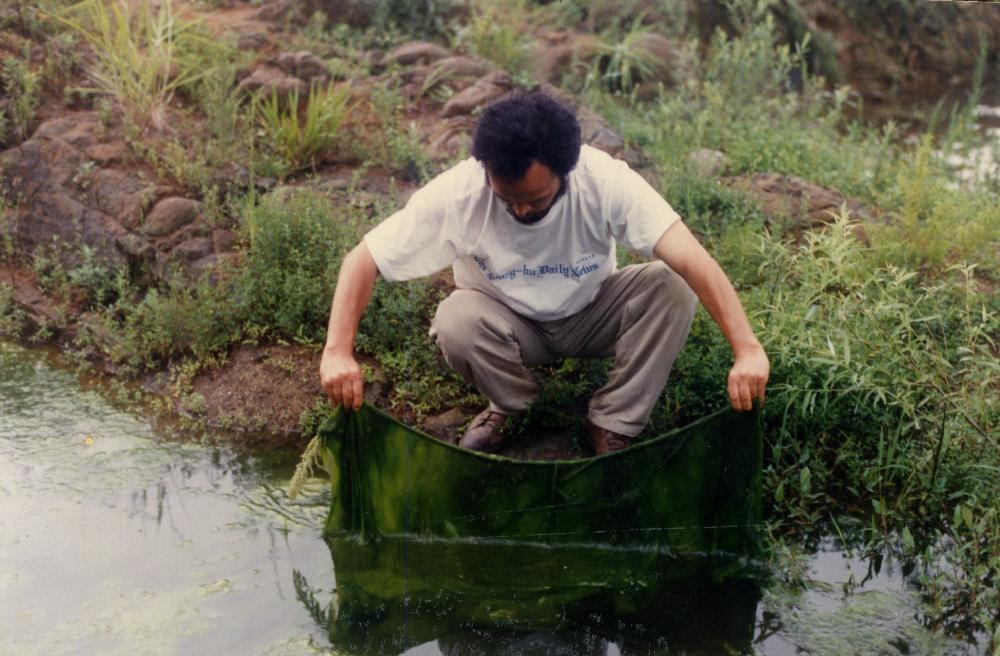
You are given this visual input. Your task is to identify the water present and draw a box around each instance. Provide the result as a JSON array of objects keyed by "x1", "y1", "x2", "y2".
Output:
[
  {"x1": 0, "y1": 342, "x2": 333, "y2": 655},
  {"x1": 0, "y1": 342, "x2": 979, "y2": 655}
]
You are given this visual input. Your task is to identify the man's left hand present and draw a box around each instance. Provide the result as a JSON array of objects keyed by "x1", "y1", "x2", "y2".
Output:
[{"x1": 728, "y1": 345, "x2": 769, "y2": 412}]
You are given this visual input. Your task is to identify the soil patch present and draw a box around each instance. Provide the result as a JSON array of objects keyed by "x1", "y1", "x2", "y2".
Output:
[{"x1": 186, "y1": 343, "x2": 323, "y2": 444}]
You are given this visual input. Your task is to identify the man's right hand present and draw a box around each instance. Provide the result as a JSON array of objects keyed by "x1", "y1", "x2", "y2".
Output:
[{"x1": 320, "y1": 347, "x2": 364, "y2": 411}]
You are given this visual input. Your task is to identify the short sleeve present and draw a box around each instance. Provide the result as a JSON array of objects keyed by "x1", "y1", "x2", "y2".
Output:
[
  {"x1": 363, "y1": 173, "x2": 460, "y2": 282},
  {"x1": 603, "y1": 160, "x2": 680, "y2": 255}
]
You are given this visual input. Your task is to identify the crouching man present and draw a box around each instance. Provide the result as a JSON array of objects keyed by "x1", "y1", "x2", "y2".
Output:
[{"x1": 320, "y1": 91, "x2": 769, "y2": 454}]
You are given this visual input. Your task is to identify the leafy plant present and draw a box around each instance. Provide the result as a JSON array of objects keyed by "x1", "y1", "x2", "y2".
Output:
[
  {"x1": 586, "y1": 14, "x2": 666, "y2": 96},
  {"x1": 454, "y1": 0, "x2": 533, "y2": 80},
  {"x1": 0, "y1": 56, "x2": 40, "y2": 142},
  {"x1": 0, "y1": 282, "x2": 28, "y2": 337},
  {"x1": 254, "y1": 83, "x2": 351, "y2": 171}
]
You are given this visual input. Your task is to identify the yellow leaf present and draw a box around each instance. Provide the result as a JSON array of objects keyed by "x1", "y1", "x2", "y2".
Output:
[{"x1": 83, "y1": 435, "x2": 94, "y2": 446}]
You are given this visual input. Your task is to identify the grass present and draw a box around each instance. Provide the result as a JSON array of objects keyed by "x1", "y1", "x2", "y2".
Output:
[
  {"x1": 254, "y1": 82, "x2": 352, "y2": 172},
  {"x1": 585, "y1": 13, "x2": 668, "y2": 97},
  {"x1": 49, "y1": 0, "x2": 219, "y2": 132},
  {"x1": 452, "y1": 0, "x2": 533, "y2": 82}
]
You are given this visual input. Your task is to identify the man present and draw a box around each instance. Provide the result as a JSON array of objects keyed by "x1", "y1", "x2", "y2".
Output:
[{"x1": 320, "y1": 91, "x2": 768, "y2": 454}]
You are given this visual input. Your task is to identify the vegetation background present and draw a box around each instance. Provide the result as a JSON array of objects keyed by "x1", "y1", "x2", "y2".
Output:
[{"x1": 0, "y1": 0, "x2": 997, "y2": 650}]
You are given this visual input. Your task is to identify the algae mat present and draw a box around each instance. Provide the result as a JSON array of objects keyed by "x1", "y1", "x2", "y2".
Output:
[{"x1": 317, "y1": 404, "x2": 764, "y2": 648}]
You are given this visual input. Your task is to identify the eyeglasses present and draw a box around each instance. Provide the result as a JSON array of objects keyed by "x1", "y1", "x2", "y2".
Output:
[{"x1": 486, "y1": 174, "x2": 567, "y2": 218}]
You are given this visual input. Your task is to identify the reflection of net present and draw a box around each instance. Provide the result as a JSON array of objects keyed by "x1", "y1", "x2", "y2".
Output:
[{"x1": 315, "y1": 536, "x2": 762, "y2": 655}]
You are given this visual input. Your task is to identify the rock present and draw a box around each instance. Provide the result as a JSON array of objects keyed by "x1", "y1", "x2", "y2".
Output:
[
  {"x1": 115, "y1": 233, "x2": 156, "y2": 270},
  {"x1": 422, "y1": 407, "x2": 466, "y2": 443},
  {"x1": 238, "y1": 32, "x2": 269, "y2": 50},
  {"x1": 189, "y1": 252, "x2": 241, "y2": 281},
  {"x1": 428, "y1": 116, "x2": 477, "y2": 160},
  {"x1": 85, "y1": 170, "x2": 160, "y2": 229},
  {"x1": 428, "y1": 56, "x2": 493, "y2": 79},
  {"x1": 84, "y1": 141, "x2": 127, "y2": 165},
  {"x1": 687, "y1": 148, "x2": 729, "y2": 178},
  {"x1": 32, "y1": 114, "x2": 102, "y2": 147},
  {"x1": 142, "y1": 197, "x2": 200, "y2": 237},
  {"x1": 235, "y1": 64, "x2": 307, "y2": 101},
  {"x1": 423, "y1": 407, "x2": 465, "y2": 431},
  {"x1": 723, "y1": 173, "x2": 875, "y2": 237},
  {"x1": 580, "y1": 106, "x2": 646, "y2": 166},
  {"x1": 250, "y1": 0, "x2": 296, "y2": 21},
  {"x1": 172, "y1": 236, "x2": 214, "y2": 261},
  {"x1": 273, "y1": 51, "x2": 328, "y2": 82},
  {"x1": 384, "y1": 41, "x2": 451, "y2": 67},
  {"x1": 534, "y1": 32, "x2": 600, "y2": 85},
  {"x1": 0, "y1": 117, "x2": 130, "y2": 270},
  {"x1": 441, "y1": 71, "x2": 513, "y2": 118},
  {"x1": 211, "y1": 229, "x2": 236, "y2": 253}
]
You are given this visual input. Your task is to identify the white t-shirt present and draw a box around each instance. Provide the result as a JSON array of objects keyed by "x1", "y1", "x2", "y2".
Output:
[{"x1": 363, "y1": 145, "x2": 681, "y2": 321}]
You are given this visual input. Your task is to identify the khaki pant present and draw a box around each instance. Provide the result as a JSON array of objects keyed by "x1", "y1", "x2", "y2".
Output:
[{"x1": 429, "y1": 262, "x2": 698, "y2": 437}]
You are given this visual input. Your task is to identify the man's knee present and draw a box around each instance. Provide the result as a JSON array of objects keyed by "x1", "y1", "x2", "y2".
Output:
[
  {"x1": 430, "y1": 290, "x2": 481, "y2": 355},
  {"x1": 641, "y1": 262, "x2": 698, "y2": 317}
]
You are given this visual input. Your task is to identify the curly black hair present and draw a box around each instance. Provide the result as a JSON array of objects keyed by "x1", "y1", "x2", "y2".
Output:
[{"x1": 471, "y1": 91, "x2": 582, "y2": 181}]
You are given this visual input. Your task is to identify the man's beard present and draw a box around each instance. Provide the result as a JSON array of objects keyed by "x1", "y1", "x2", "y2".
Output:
[{"x1": 508, "y1": 177, "x2": 568, "y2": 225}]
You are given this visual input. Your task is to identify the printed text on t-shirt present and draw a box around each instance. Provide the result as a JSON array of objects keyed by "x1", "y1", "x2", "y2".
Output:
[{"x1": 473, "y1": 255, "x2": 601, "y2": 282}]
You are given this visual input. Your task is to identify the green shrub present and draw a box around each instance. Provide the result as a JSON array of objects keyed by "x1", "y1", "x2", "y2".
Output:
[
  {"x1": 0, "y1": 56, "x2": 40, "y2": 142},
  {"x1": 124, "y1": 273, "x2": 242, "y2": 366},
  {"x1": 372, "y1": 0, "x2": 454, "y2": 39},
  {"x1": 0, "y1": 282, "x2": 28, "y2": 337},
  {"x1": 361, "y1": 85, "x2": 434, "y2": 182},
  {"x1": 238, "y1": 189, "x2": 359, "y2": 342},
  {"x1": 872, "y1": 136, "x2": 1000, "y2": 276}
]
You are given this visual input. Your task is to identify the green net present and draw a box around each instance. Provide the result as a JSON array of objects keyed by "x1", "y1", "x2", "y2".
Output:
[
  {"x1": 319, "y1": 403, "x2": 762, "y2": 561},
  {"x1": 315, "y1": 403, "x2": 765, "y2": 649}
]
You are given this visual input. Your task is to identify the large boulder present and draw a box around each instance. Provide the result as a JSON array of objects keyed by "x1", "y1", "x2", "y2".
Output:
[
  {"x1": 384, "y1": 41, "x2": 451, "y2": 67},
  {"x1": 429, "y1": 56, "x2": 493, "y2": 79},
  {"x1": 534, "y1": 32, "x2": 600, "y2": 86},
  {"x1": 273, "y1": 51, "x2": 329, "y2": 83},
  {"x1": 236, "y1": 64, "x2": 307, "y2": 101},
  {"x1": 0, "y1": 114, "x2": 147, "y2": 270},
  {"x1": 0, "y1": 112, "x2": 229, "y2": 283},
  {"x1": 723, "y1": 172, "x2": 875, "y2": 239},
  {"x1": 441, "y1": 71, "x2": 514, "y2": 118},
  {"x1": 140, "y1": 197, "x2": 201, "y2": 238}
]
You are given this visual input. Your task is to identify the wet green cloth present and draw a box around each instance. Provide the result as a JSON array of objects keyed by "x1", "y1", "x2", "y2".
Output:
[
  {"x1": 317, "y1": 404, "x2": 764, "y2": 647},
  {"x1": 318, "y1": 403, "x2": 762, "y2": 577}
]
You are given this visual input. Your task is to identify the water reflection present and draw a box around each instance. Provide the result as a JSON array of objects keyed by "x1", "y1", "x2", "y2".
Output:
[
  {"x1": 0, "y1": 342, "x2": 332, "y2": 655},
  {"x1": 302, "y1": 536, "x2": 762, "y2": 655}
]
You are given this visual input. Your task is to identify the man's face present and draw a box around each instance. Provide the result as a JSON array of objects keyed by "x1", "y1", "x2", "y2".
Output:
[{"x1": 487, "y1": 160, "x2": 565, "y2": 225}]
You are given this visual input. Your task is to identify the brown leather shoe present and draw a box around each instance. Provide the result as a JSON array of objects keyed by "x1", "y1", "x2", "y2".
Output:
[
  {"x1": 586, "y1": 420, "x2": 632, "y2": 455},
  {"x1": 459, "y1": 409, "x2": 508, "y2": 453}
]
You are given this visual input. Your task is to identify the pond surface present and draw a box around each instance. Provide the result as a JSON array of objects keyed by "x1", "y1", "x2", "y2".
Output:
[{"x1": 0, "y1": 342, "x2": 979, "y2": 655}]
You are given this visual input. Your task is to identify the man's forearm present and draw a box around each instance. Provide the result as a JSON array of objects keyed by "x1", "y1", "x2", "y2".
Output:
[
  {"x1": 677, "y1": 254, "x2": 761, "y2": 356},
  {"x1": 653, "y1": 221, "x2": 768, "y2": 410},
  {"x1": 653, "y1": 222, "x2": 759, "y2": 352},
  {"x1": 325, "y1": 241, "x2": 380, "y2": 355}
]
